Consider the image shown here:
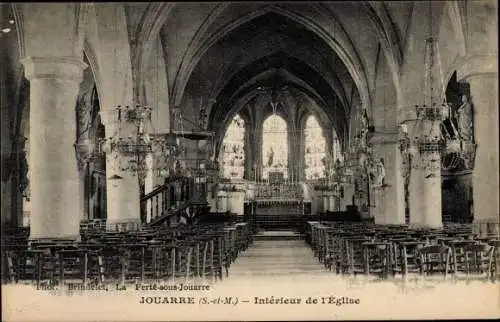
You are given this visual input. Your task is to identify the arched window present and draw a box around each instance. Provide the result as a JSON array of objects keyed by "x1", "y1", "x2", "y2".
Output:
[
  {"x1": 262, "y1": 115, "x2": 288, "y2": 179},
  {"x1": 221, "y1": 114, "x2": 245, "y2": 180},
  {"x1": 304, "y1": 115, "x2": 327, "y2": 180}
]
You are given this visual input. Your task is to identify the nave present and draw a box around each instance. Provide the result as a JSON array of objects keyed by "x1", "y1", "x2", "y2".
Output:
[{"x1": 1, "y1": 4, "x2": 498, "y2": 320}]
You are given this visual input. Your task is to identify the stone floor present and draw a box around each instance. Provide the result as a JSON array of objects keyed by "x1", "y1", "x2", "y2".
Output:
[{"x1": 229, "y1": 232, "x2": 331, "y2": 278}]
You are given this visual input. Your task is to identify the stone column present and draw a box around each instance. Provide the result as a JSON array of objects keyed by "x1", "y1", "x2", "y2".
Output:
[
  {"x1": 22, "y1": 56, "x2": 87, "y2": 239},
  {"x1": 369, "y1": 132, "x2": 406, "y2": 225},
  {"x1": 243, "y1": 116, "x2": 256, "y2": 182},
  {"x1": 405, "y1": 120, "x2": 443, "y2": 229},
  {"x1": 467, "y1": 73, "x2": 499, "y2": 235},
  {"x1": 254, "y1": 115, "x2": 263, "y2": 182}
]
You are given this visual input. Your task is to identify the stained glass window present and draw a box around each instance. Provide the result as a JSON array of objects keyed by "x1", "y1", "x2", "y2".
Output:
[
  {"x1": 304, "y1": 115, "x2": 327, "y2": 180},
  {"x1": 262, "y1": 115, "x2": 288, "y2": 179},
  {"x1": 221, "y1": 114, "x2": 245, "y2": 180}
]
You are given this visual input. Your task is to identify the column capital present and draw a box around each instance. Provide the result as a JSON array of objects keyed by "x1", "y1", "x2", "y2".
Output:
[
  {"x1": 455, "y1": 53, "x2": 498, "y2": 81},
  {"x1": 368, "y1": 131, "x2": 399, "y2": 145},
  {"x1": 21, "y1": 56, "x2": 87, "y2": 83}
]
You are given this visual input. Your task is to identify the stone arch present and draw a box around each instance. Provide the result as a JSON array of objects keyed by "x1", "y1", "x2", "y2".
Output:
[
  {"x1": 83, "y1": 39, "x2": 104, "y2": 107},
  {"x1": 169, "y1": 4, "x2": 373, "y2": 121},
  {"x1": 10, "y1": 3, "x2": 25, "y2": 59},
  {"x1": 445, "y1": 1, "x2": 467, "y2": 58},
  {"x1": 212, "y1": 83, "x2": 339, "y2": 161},
  {"x1": 133, "y1": 3, "x2": 176, "y2": 103},
  {"x1": 361, "y1": 2, "x2": 404, "y2": 114}
]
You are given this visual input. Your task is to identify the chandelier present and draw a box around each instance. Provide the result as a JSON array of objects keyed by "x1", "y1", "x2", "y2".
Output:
[
  {"x1": 151, "y1": 102, "x2": 215, "y2": 179},
  {"x1": 399, "y1": 37, "x2": 449, "y2": 176},
  {"x1": 95, "y1": 104, "x2": 154, "y2": 177}
]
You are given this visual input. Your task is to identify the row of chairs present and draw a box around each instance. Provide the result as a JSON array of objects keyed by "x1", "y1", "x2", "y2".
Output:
[
  {"x1": 307, "y1": 221, "x2": 499, "y2": 281},
  {"x1": 2, "y1": 221, "x2": 252, "y2": 287}
]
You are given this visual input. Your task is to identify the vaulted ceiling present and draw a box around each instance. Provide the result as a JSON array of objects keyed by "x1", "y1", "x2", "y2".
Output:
[{"x1": 124, "y1": 2, "x2": 414, "y2": 144}]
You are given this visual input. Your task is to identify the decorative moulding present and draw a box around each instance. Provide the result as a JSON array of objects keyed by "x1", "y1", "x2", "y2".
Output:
[{"x1": 20, "y1": 56, "x2": 88, "y2": 82}]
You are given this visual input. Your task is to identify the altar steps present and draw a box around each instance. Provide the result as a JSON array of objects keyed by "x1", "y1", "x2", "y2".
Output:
[
  {"x1": 254, "y1": 213, "x2": 301, "y2": 231},
  {"x1": 254, "y1": 230, "x2": 305, "y2": 241}
]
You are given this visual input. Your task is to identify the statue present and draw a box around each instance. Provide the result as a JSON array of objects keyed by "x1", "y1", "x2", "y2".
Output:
[
  {"x1": 76, "y1": 90, "x2": 95, "y2": 140},
  {"x1": 359, "y1": 109, "x2": 369, "y2": 150},
  {"x1": 75, "y1": 89, "x2": 95, "y2": 171},
  {"x1": 456, "y1": 94, "x2": 473, "y2": 141},
  {"x1": 267, "y1": 147, "x2": 274, "y2": 167},
  {"x1": 198, "y1": 108, "x2": 207, "y2": 130},
  {"x1": 369, "y1": 158, "x2": 386, "y2": 188}
]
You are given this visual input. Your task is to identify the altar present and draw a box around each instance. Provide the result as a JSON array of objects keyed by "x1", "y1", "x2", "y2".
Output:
[{"x1": 252, "y1": 173, "x2": 305, "y2": 230}]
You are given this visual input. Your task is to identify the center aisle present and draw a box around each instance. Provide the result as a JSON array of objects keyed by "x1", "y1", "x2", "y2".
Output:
[{"x1": 228, "y1": 231, "x2": 332, "y2": 278}]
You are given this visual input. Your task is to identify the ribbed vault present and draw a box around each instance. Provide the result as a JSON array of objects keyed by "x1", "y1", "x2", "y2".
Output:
[{"x1": 127, "y1": 2, "x2": 411, "y2": 149}]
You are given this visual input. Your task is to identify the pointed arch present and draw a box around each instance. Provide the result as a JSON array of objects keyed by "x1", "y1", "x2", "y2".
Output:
[{"x1": 170, "y1": 4, "x2": 373, "y2": 118}]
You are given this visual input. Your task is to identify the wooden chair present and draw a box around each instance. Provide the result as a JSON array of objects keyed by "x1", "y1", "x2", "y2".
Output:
[
  {"x1": 362, "y1": 241, "x2": 393, "y2": 276},
  {"x1": 418, "y1": 245, "x2": 452, "y2": 278},
  {"x1": 344, "y1": 236, "x2": 373, "y2": 275},
  {"x1": 446, "y1": 239, "x2": 478, "y2": 275},
  {"x1": 97, "y1": 246, "x2": 127, "y2": 284},
  {"x1": 55, "y1": 248, "x2": 89, "y2": 286},
  {"x1": 4, "y1": 249, "x2": 50, "y2": 288},
  {"x1": 397, "y1": 240, "x2": 426, "y2": 276},
  {"x1": 462, "y1": 243, "x2": 496, "y2": 281}
]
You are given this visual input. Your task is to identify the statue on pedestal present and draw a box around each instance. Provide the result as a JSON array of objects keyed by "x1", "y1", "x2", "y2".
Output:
[{"x1": 369, "y1": 158, "x2": 386, "y2": 188}]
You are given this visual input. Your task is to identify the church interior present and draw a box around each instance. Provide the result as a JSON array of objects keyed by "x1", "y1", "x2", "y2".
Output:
[{"x1": 1, "y1": 2, "x2": 498, "y2": 287}]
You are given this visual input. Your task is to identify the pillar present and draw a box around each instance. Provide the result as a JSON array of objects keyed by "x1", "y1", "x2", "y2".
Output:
[
  {"x1": 467, "y1": 73, "x2": 499, "y2": 235},
  {"x1": 255, "y1": 124, "x2": 263, "y2": 182},
  {"x1": 244, "y1": 121, "x2": 253, "y2": 181},
  {"x1": 370, "y1": 132, "x2": 406, "y2": 225},
  {"x1": 22, "y1": 56, "x2": 87, "y2": 239}
]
